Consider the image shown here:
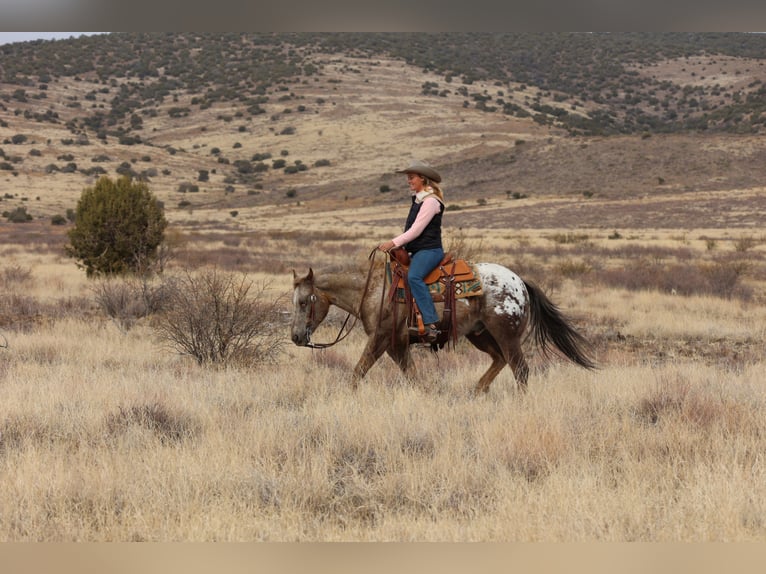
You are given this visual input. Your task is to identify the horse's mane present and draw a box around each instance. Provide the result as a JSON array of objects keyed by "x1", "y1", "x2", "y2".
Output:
[{"x1": 310, "y1": 254, "x2": 386, "y2": 291}]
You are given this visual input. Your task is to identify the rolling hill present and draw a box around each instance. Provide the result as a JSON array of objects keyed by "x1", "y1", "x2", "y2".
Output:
[{"x1": 1, "y1": 32, "x2": 766, "y2": 229}]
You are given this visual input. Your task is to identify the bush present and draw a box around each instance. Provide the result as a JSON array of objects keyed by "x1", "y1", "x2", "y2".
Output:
[
  {"x1": 591, "y1": 257, "x2": 751, "y2": 300},
  {"x1": 177, "y1": 182, "x2": 199, "y2": 193},
  {"x1": 4, "y1": 206, "x2": 32, "y2": 223},
  {"x1": 153, "y1": 269, "x2": 284, "y2": 366},
  {"x1": 66, "y1": 176, "x2": 168, "y2": 277},
  {"x1": 92, "y1": 276, "x2": 171, "y2": 331}
]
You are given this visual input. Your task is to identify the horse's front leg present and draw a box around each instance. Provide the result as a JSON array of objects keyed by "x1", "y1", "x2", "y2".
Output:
[{"x1": 351, "y1": 331, "x2": 391, "y2": 388}]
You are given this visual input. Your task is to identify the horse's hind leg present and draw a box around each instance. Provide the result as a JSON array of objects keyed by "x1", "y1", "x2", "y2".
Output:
[
  {"x1": 508, "y1": 339, "x2": 529, "y2": 392},
  {"x1": 467, "y1": 330, "x2": 529, "y2": 393},
  {"x1": 466, "y1": 331, "x2": 507, "y2": 394}
]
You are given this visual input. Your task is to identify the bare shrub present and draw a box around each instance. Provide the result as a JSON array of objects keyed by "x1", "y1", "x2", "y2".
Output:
[
  {"x1": 153, "y1": 269, "x2": 285, "y2": 366},
  {"x1": 54, "y1": 295, "x2": 97, "y2": 319},
  {"x1": 0, "y1": 265, "x2": 33, "y2": 290},
  {"x1": 445, "y1": 229, "x2": 484, "y2": 261},
  {"x1": 92, "y1": 276, "x2": 171, "y2": 331},
  {"x1": 0, "y1": 290, "x2": 96, "y2": 331},
  {"x1": 733, "y1": 234, "x2": 760, "y2": 252},
  {"x1": 556, "y1": 259, "x2": 592, "y2": 278},
  {"x1": 547, "y1": 232, "x2": 590, "y2": 245},
  {"x1": 703, "y1": 256, "x2": 752, "y2": 300},
  {"x1": 0, "y1": 293, "x2": 44, "y2": 331},
  {"x1": 591, "y1": 257, "x2": 751, "y2": 300}
]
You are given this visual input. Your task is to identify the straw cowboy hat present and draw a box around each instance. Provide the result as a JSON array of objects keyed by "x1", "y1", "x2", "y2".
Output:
[{"x1": 395, "y1": 159, "x2": 442, "y2": 183}]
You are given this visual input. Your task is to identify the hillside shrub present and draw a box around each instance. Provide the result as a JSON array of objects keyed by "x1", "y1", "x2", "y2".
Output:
[
  {"x1": 3, "y1": 207, "x2": 33, "y2": 223},
  {"x1": 66, "y1": 176, "x2": 168, "y2": 277},
  {"x1": 177, "y1": 182, "x2": 199, "y2": 193}
]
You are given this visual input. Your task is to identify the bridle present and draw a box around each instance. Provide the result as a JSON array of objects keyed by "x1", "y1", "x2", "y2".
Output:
[{"x1": 301, "y1": 248, "x2": 380, "y2": 349}]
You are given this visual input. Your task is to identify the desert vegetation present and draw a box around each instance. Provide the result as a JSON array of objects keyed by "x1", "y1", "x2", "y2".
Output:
[
  {"x1": 0, "y1": 211, "x2": 765, "y2": 541},
  {"x1": 4, "y1": 33, "x2": 766, "y2": 138},
  {"x1": 1, "y1": 32, "x2": 765, "y2": 541}
]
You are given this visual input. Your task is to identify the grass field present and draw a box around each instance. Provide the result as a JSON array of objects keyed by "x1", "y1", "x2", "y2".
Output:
[
  {"x1": 1, "y1": 211, "x2": 765, "y2": 541},
  {"x1": 2, "y1": 44, "x2": 766, "y2": 540}
]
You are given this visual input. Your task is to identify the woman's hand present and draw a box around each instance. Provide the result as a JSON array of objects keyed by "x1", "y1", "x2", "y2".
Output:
[{"x1": 378, "y1": 240, "x2": 396, "y2": 252}]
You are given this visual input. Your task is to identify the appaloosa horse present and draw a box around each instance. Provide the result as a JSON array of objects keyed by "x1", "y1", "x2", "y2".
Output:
[{"x1": 290, "y1": 257, "x2": 595, "y2": 393}]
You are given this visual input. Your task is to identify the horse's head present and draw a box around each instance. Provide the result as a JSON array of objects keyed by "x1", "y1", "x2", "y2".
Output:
[{"x1": 290, "y1": 268, "x2": 330, "y2": 346}]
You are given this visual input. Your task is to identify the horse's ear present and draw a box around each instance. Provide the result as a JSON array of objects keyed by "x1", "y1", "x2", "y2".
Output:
[{"x1": 307, "y1": 268, "x2": 314, "y2": 282}]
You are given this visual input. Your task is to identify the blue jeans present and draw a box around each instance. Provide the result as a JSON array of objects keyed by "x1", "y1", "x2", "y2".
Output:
[{"x1": 408, "y1": 247, "x2": 444, "y2": 325}]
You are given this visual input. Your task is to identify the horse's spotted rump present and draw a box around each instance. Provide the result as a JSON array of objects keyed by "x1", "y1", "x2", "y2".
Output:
[{"x1": 476, "y1": 263, "x2": 527, "y2": 323}]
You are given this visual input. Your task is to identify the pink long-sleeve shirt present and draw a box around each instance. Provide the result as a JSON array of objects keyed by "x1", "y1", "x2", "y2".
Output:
[{"x1": 391, "y1": 193, "x2": 442, "y2": 248}]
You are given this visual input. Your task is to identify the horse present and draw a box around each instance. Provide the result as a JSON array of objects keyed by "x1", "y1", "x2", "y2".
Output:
[{"x1": 290, "y1": 255, "x2": 596, "y2": 394}]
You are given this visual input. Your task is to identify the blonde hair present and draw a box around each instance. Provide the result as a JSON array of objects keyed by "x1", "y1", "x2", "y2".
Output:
[{"x1": 423, "y1": 178, "x2": 444, "y2": 204}]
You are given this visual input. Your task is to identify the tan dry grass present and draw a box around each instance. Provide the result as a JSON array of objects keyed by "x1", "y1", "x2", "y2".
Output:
[
  {"x1": 1, "y1": 224, "x2": 766, "y2": 540},
  {"x1": 1, "y1": 317, "x2": 765, "y2": 540}
]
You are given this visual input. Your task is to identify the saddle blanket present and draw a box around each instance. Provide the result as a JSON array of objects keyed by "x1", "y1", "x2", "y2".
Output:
[{"x1": 386, "y1": 259, "x2": 483, "y2": 303}]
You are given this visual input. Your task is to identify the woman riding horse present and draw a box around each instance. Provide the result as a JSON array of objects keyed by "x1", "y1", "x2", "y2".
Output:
[{"x1": 377, "y1": 160, "x2": 445, "y2": 344}]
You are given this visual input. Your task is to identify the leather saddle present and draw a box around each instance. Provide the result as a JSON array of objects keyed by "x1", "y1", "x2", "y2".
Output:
[{"x1": 386, "y1": 249, "x2": 482, "y2": 348}]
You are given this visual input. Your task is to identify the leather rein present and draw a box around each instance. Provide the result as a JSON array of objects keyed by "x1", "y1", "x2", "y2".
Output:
[{"x1": 303, "y1": 248, "x2": 380, "y2": 349}]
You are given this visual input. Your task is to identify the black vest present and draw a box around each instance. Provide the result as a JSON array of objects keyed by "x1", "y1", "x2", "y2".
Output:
[{"x1": 404, "y1": 195, "x2": 444, "y2": 253}]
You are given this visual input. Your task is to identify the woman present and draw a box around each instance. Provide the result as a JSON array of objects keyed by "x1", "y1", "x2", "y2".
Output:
[{"x1": 378, "y1": 159, "x2": 445, "y2": 343}]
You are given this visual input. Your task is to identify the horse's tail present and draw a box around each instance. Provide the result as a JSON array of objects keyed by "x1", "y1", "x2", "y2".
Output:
[{"x1": 523, "y1": 280, "x2": 597, "y2": 370}]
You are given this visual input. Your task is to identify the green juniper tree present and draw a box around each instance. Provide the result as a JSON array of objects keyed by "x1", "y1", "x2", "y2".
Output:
[{"x1": 66, "y1": 176, "x2": 168, "y2": 277}]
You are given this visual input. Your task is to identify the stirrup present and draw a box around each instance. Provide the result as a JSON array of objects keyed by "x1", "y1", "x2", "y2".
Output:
[{"x1": 422, "y1": 325, "x2": 440, "y2": 343}]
